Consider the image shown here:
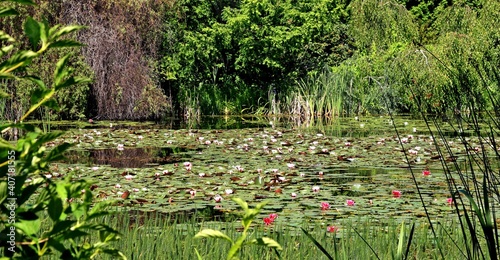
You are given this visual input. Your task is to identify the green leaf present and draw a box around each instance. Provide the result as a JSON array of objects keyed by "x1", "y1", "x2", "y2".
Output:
[
  {"x1": 15, "y1": 212, "x2": 41, "y2": 236},
  {"x1": 49, "y1": 220, "x2": 75, "y2": 236},
  {"x1": 52, "y1": 25, "x2": 85, "y2": 39},
  {"x1": 55, "y1": 76, "x2": 91, "y2": 91},
  {"x1": 249, "y1": 237, "x2": 282, "y2": 250},
  {"x1": 25, "y1": 75, "x2": 47, "y2": 89},
  {"x1": 0, "y1": 138, "x2": 15, "y2": 150},
  {"x1": 49, "y1": 40, "x2": 83, "y2": 48},
  {"x1": 232, "y1": 197, "x2": 249, "y2": 212},
  {"x1": 0, "y1": 181, "x2": 7, "y2": 204},
  {"x1": 56, "y1": 182, "x2": 68, "y2": 201},
  {"x1": 227, "y1": 234, "x2": 246, "y2": 260},
  {"x1": 42, "y1": 99, "x2": 60, "y2": 111},
  {"x1": 301, "y1": 227, "x2": 334, "y2": 260},
  {"x1": 48, "y1": 197, "x2": 63, "y2": 221},
  {"x1": 3, "y1": 0, "x2": 36, "y2": 5},
  {"x1": 396, "y1": 222, "x2": 405, "y2": 258},
  {"x1": 0, "y1": 31, "x2": 15, "y2": 42},
  {"x1": 24, "y1": 17, "x2": 41, "y2": 49},
  {"x1": 54, "y1": 55, "x2": 70, "y2": 86},
  {"x1": 0, "y1": 90, "x2": 9, "y2": 98},
  {"x1": 44, "y1": 142, "x2": 72, "y2": 162},
  {"x1": 30, "y1": 87, "x2": 51, "y2": 105},
  {"x1": 0, "y1": 7, "x2": 18, "y2": 17},
  {"x1": 194, "y1": 229, "x2": 233, "y2": 243},
  {"x1": 1, "y1": 45, "x2": 14, "y2": 56}
]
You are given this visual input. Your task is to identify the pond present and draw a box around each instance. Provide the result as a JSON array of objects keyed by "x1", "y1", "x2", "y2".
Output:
[{"x1": 47, "y1": 115, "x2": 487, "y2": 227}]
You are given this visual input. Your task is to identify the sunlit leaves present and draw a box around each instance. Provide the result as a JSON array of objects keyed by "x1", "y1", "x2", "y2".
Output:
[{"x1": 194, "y1": 229, "x2": 233, "y2": 243}]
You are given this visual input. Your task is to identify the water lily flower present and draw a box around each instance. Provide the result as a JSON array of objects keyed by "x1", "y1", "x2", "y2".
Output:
[
  {"x1": 447, "y1": 198, "x2": 453, "y2": 206},
  {"x1": 81, "y1": 189, "x2": 86, "y2": 194},
  {"x1": 360, "y1": 123, "x2": 365, "y2": 128},
  {"x1": 133, "y1": 188, "x2": 140, "y2": 192},
  {"x1": 272, "y1": 169, "x2": 279, "y2": 174},
  {"x1": 408, "y1": 135, "x2": 414, "y2": 139},
  {"x1": 124, "y1": 174, "x2": 134, "y2": 180},
  {"x1": 287, "y1": 163, "x2": 295, "y2": 169},
  {"x1": 257, "y1": 168, "x2": 263, "y2": 174},
  {"x1": 422, "y1": 170, "x2": 431, "y2": 176},
  {"x1": 278, "y1": 176, "x2": 286, "y2": 182},
  {"x1": 413, "y1": 127, "x2": 417, "y2": 133},
  {"x1": 115, "y1": 184, "x2": 121, "y2": 189},
  {"x1": 199, "y1": 173, "x2": 206, "y2": 177},
  {"x1": 392, "y1": 190, "x2": 402, "y2": 198},
  {"x1": 408, "y1": 149, "x2": 418, "y2": 155},
  {"x1": 269, "y1": 213, "x2": 278, "y2": 220},
  {"x1": 190, "y1": 190, "x2": 196, "y2": 197},
  {"x1": 214, "y1": 194, "x2": 223, "y2": 203},
  {"x1": 327, "y1": 226, "x2": 338, "y2": 233},
  {"x1": 198, "y1": 136, "x2": 204, "y2": 141},
  {"x1": 309, "y1": 146, "x2": 316, "y2": 150},
  {"x1": 117, "y1": 144, "x2": 124, "y2": 151},
  {"x1": 291, "y1": 192, "x2": 297, "y2": 198},
  {"x1": 205, "y1": 140, "x2": 211, "y2": 145},
  {"x1": 321, "y1": 202, "x2": 330, "y2": 210},
  {"x1": 163, "y1": 170, "x2": 170, "y2": 175},
  {"x1": 263, "y1": 217, "x2": 274, "y2": 226},
  {"x1": 155, "y1": 172, "x2": 161, "y2": 177},
  {"x1": 91, "y1": 166, "x2": 99, "y2": 171},
  {"x1": 312, "y1": 186, "x2": 320, "y2": 193},
  {"x1": 346, "y1": 199, "x2": 355, "y2": 206},
  {"x1": 344, "y1": 142, "x2": 351, "y2": 147},
  {"x1": 300, "y1": 173, "x2": 306, "y2": 177},
  {"x1": 138, "y1": 135, "x2": 143, "y2": 140},
  {"x1": 235, "y1": 166, "x2": 244, "y2": 172},
  {"x1": 167, "y1": 140, "x2": 174, "y2": 144},
  {"x1": 318, "y1": 171, "x2": 324, "y2": 176},
  {"x1": 322, "y1": 148, "x2": 329, "y2": 153},
  {"x1": 400, "y1": 138, "x2": 408, "y2": 144},
  {"x1": 404, "y1": 121, "x2": 408, "y2": 126},
  {"x1": 225, "y1": 189, "x2": 233, "y2": 195}
]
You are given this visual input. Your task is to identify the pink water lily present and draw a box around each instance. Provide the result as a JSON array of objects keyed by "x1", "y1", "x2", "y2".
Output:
[
  {"x1": 321, "y1": 202, "x2": 330, "y2": 210},
  {"x1": 327, "y1": 226, "x2": 338, "y2": 233},
  {"x1": 312, "y1": 186, "x2": 320, "y2": 193},
  {"x1": 392, "y1": 190, "x2": 402, "y2": 198},
  {"x1": 263, "y1": 217, "x2": 274, "y2": 226},
  {"x1": 447, "y1": 198, "x2": 453, "y2": 206},
  {"x1": 269, "y1": 213, "x2": 278, "y2": 220},
  {"x1": 346, "y1": 199, "x2": 355, "y2": 206},
  {"x1": 422, "y1": 170, "x2": 431, "y2": 176},
  {"x1": 214, "y1": 194, "x2": 223, "y2": 203}
]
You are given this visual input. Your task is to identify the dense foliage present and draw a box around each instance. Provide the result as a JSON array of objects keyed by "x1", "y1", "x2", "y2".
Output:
[
  {"x1": 1, "y1": 0, "x2": 499, "y2": 119},
  {"x1": 0, "y1": 1, "x2": 125, "y2": 258}
]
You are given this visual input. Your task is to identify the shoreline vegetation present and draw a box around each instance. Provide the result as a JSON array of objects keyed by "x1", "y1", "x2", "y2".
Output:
[
  {"x1": 1, "y1": 0, "x2": 499, "y2": 121},
  {"x1": 2, "y1": 0, "x2": 500, "y2": 259}
]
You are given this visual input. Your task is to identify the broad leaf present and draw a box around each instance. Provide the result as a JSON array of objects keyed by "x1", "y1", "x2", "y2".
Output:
[
  {"x1": 249, "y1": 237, "x2": 282, "y2": 250},
  {"x1": 49, "y1": 40, "x2": 83, "y2": 48},
  {"x1": 194, "y1": 229, "x2": 233, "y2": 243},
  {"x1": 0, "y1": 7, "x2": 18, "y2": 17},
  {"x1": 54, "y1": 55, "x2": 70, "y2": 86},
  {"x1": 52, "y1": 25, "x2": 85, "y2": 39},
  {"x1": 15, "y1": 212, "x2": 41, "y2": 236},
  {"x1": 48, "y1": 197, "x2": 63, "y2": 221},
  {"x1": 24, "y1": 17, "x2": 40, "y2": 49}
]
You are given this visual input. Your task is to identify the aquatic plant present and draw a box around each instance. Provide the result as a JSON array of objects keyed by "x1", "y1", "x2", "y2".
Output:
[{"x1": 194, "y1": 198, "x2": 282, "y2": 260}]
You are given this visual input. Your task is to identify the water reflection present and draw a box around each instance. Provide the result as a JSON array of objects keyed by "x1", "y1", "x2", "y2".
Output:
[{"x1": 64, "y1": 147, "x2": 202, "y2": 168}]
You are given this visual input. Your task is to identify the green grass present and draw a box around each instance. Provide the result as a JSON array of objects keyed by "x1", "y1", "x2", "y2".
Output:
[{"x1": 82, "y1": 212, "x2": 480, "y2": 259}]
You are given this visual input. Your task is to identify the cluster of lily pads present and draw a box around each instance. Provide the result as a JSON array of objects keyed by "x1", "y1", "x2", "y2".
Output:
[{"x1": 46, "y1": 117, "x2": 491, "y2": 229}]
